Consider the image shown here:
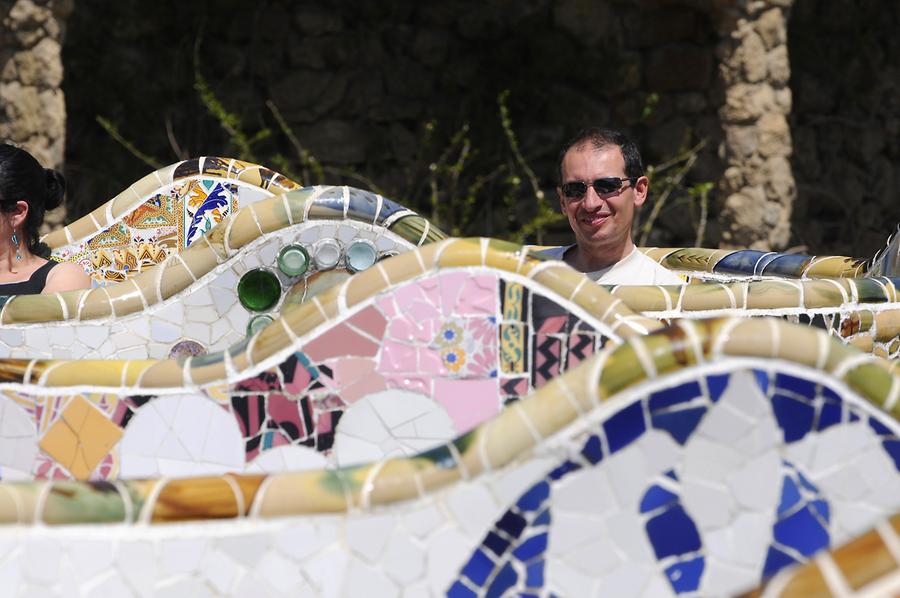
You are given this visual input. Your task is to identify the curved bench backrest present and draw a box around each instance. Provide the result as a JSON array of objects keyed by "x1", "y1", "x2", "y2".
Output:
[{"x1": 43, "y1": 157, "x2": 300, "y2": 286}]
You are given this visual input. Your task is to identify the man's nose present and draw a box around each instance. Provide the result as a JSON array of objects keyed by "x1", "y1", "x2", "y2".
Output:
[{"x1": 582, "y1": 185, "x2": 603, "y2": 210}]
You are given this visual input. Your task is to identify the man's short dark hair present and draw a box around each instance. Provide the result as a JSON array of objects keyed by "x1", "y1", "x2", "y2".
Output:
[{"x1": 557, "y1": 127, "x2": 644, "y2": 184}]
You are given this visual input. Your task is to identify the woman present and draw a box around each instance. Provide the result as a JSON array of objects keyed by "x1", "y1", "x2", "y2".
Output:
[{"x1": 0, "y1": 144, "x2": 91, "y2": 294}]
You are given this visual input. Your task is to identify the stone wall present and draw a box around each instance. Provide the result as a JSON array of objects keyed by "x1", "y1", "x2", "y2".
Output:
[
  {"x1": 7, "y1": 0, "x2": 894, "y2": 256},
  {"x1": 788, "y1": 0, "x2": 900, "y2": 257},
  {"x1": 0, "y1": 0, "x2": 70, "y2": 229},
  {"x1": 714, "y1": 0, "x2": 795, "y2": 250},
  {"x1": 59, "y1": 0, "x2": 722, "y2": 246}
]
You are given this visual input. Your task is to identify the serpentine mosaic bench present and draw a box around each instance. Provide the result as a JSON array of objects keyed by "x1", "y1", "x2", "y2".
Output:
[{"x1": 0, "y1": 317, "x2": 897, "y2": 596}]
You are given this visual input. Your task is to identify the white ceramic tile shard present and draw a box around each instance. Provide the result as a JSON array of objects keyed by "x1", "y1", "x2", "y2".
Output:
[
  {"x1": 119, "y1": 394, "x2": 245, "y2": 478},
  {"x1": 332, "y1": 390, "x2": 455, "y2": 467},
  {"x1": 0, "y1": 396, "x2": 37, "y2": 479}
]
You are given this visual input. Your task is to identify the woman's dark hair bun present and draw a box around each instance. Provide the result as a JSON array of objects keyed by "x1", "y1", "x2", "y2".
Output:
[{"x1": 44, "y1": 168, "x2": 66, "y2": 211}]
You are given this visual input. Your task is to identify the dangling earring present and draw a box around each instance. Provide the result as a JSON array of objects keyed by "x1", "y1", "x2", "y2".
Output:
[{"x1": 11, "y1": 232, "x2": 21, "y2": 261}]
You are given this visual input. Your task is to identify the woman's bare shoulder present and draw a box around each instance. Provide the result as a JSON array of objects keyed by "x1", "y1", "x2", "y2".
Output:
[{"x1": 43, "y1": 261, "x2": 92, "y2": 293}]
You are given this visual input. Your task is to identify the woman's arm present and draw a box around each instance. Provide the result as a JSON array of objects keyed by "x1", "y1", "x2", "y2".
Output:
[{"x1": 43, "y1": 261, "x2": 92, "y2": 293}]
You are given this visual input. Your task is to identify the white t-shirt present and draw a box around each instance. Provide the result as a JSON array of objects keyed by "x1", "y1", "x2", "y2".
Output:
[{"x1": 536, "y1": 245, "x2": 685, "y2": 285}]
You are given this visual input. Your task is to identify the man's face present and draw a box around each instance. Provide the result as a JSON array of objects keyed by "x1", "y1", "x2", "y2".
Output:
[{"x1": 557, "y1": 143, "x2": 647, "y2": 261}]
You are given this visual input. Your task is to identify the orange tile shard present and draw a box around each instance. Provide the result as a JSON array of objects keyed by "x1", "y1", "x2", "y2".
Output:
[{"x1": 38, "y1": 396, "x2": 123, "y2": 480}]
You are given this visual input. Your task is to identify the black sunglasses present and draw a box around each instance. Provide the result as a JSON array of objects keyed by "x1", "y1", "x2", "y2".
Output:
[{"x1": 560, "y1": 177, "x2": 639, "y2": 199}]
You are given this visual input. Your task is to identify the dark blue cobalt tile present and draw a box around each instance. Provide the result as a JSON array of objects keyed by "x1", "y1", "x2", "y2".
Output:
[
  {"x1": 549, "y1": 460, "x2": 581, "y2": 480},
  {"x1": 774, "y1": 508, "x2": 829, "y2": 556},
  {"x1": 761, "y1": 254, "x2": 813, "y2": 277},
  {"x1": 762, "y1": 546, "x2": 798, "y2": 578},
  {"x1": 310, "y1": 190, "x2": 346, "y2": 216},
  {"x1": 849, "y1": 410, "x2": 860, "y2": 423},
  {"x1": 604, "y1": 401, "x2": 646, "y2": 454},
  {"x1": 483, "y1": 532, "x2": 510, "y2": 557},
  {"x1": 811, "y1": 499, "x2": 830, "y2": 522},
  {"x1": 516, "y1": 481, "x2": 550, "y2": 512},
  {"x1": 512, "y1": 533, "x2": 548, "y2": 561},
  {"x1": 753, "y1": 252, "x2": 782, "y2": 275},
  {"x1": 775, "y1": 373, "x2": 817, "y2": 399},
  {"x1": 776, "y1": 475, "x2": 801, "y2": 516},
  {"x1": 665, "y1": 470, "x2": 679, "y2": 481},
  {"x1": 374, "y1": 195, "x2": 408, "y2": 225},
  {"x1": 497, "y1": 511, "x2": 527, "y2": 539},
  {"x1": 797, "y1": 468, "x2": 819, "y2": 495},
  {"x1": 753, "y1": 369, "x2": 770, "y2": 395},
  {"x1": 461, "y1": 549, "x2": 494, "y2": 585},
  {"x1": 486, "y1": 562, "x2": 517, "y2": 598},
  {"x1": 447, "y1": 581, "x2": 477, "y2": 598},
  {"x1": 869, "y1": 416, "x2": 894, "y2": 437},
  {"x1": 713, "y1": 249, "x2": 769, "y2": 275},
  {"x1": 665, "y1": 556, "x2": 704, "y2": 593},
  {"x1": 640, "y1": 483, "x2": 679, "y2": 514},
  {"x1": 707, "y1": 374, "x2": 730, "y2": 403},
  {"x1": 880, "y1": 439, "x2": 900, "y2": 471},
  {"x1": 648, "y1": 381, "x2": 703, "y2": 411},
  {"x1": 822, "y1": 385, "x2": 841, "y2": 403},
  {"x1": 346, "y1": 188, "x2": 379, "y2": 222},
  {"x1": 771, "y1": 394, "x2": 814, "y2": 443},
  {"x1": 525, "y1": 562, "x2": 545, "y2": 587},
  {"x1": 815, "y1": 401, "x2": 842, "y2": 432},
  {"x1": 534, "y1": 508, "x2": 550, "y2": 526},
  {"x1": 651, "y1": 406, "x2": 707, "y2": 445},
  {"x1": 646, "y1": 505, "x2": 702, "y2": 560},
  {"x1": 580, "y1": 434, "x2": 604, "y2": 464}
]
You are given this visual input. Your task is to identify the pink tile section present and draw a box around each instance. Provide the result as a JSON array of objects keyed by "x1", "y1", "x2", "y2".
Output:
[
  {"x1": 303, "y1": 322, "x2": 380, "y2": 361},
  {"x1": 454, "y1": 275, "x2": 498, "y2": 315},
  {"x1": 347, "y1": 306, "x2": 387, "y2": 340},
  {"x1": 333, "y1": 358, "x2": 387, "y2": 404},
  {"x1": 433, "y1": 378, "x2": 500, "y2": 434}
]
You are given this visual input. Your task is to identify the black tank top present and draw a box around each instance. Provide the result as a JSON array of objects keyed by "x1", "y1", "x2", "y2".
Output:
[{"x1": 0, "y1": 261, "x2": 59, "y2": 295}]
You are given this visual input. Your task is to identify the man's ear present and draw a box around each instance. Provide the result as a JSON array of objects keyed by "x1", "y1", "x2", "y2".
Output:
[
  {"x1": 9, "y1": 200, "x2": 28, "y2": 229},
  {"x1": 632, "y1": 176, "x2": 649, "y2": 208}
]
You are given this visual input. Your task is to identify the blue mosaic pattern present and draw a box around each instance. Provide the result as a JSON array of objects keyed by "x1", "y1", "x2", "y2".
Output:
[
  {"x1": 762, "y1": 462, "x2": 830, "y2": 577},
  {"x1": 640, "y1": 470, "x2": 704, "y2": 594},
  {"x1": 447, "y1": 366, "x2": 900, "y2": 595}
]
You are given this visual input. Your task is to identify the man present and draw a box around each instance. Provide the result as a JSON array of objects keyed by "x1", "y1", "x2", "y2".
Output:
[{"x1": 540, "y1": 127, "x2": 684, "y2": 285}]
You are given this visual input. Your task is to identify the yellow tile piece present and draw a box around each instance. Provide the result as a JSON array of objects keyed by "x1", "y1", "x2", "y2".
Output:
[
  {"x1": 136, "y1": 360, "x2": 186, "y2": 388},
  {"x1": 531, "y1": 265, "x2": 587, "y2": 303},
  {"x1": 832, "y1": 527, "x2": 897, "y2": 590},
  {"x1": 158, "y1": 259, "x2": 196, "y2": 301},
  {"x1": 44, "y1": 361, "x2": 128, "y2": 387},
  {"x1": 77, "y1": 288, "x2": 114, "y2": 320},
  {"x1": 150, "y1": 477, "x2": 240, "y2": 522},
  {"x1": 178, "y1": 243, "x2": 220, "y2": 280},
  {"x1": 436, "y1": 238, "x2": 482, "y2": 269},
  {"x1": 378, "y1": 251, "x2": 426, "y2": 286},
  {"x1": 499, "y1": 323, "x2": 526, "y2": 374},
  {"x1": 745, "y1": 280, "x2": 802, "y2": 310},
  {"x1": 343, "y1": 268, "x2": 390, "y2": 309},
  {"x1": 772, "y1": 564, "x2": 833, "y2": 597},
  {"x1": 39, "y1": 395, "x2": 123, "y2": 480},
  {"x1": 223, "y1": 206, "x2": 261, "y2": 251},
  {"x1": 250, "y1": 196, "x2": 291, "y2": 234},
  {"x1": 106, "y1": 281, "x2": 146, "y2": 317},
  {"x1": 681, "y1": 284, "x2": 739, "y2": 311},
  {"x1": 65, "y1": 206, "x2": 107, "y2": 244},
  {"x1": 1, "y1": 294, "x2": 65, "y2": 324}
]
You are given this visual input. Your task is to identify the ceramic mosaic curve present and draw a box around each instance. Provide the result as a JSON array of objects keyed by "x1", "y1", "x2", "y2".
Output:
[
  {"x1": 641, "y1": 247, "x2": 869, "y2": 281},
  {"x1": 867, "y1": 224, "x2": 900, "y2": 278},
  {"x1": 0, "y1": 318, "x2": 898, "y2": 596},
  {"x1": 603, "y1": 275, "x2": 900, "y2": 359},
  {"x1": 0, "y1": 237, "x2": 660, "y2": 481},
  {"x1": 45, "y1": 157, "x2": 302, "y2": 286},
  {"x1": 742, "y1": 508, "x2": 900, "y2": 597},
  {"x1": 0, "y1": 185, "x2": 446, "y2": 360}
]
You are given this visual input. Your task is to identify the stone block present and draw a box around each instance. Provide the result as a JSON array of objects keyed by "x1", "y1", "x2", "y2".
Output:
[
  {"x1": 299, "y1": 119, "x2": 369, "y2": 165},
  {"x1": 755, "y1": 7, "x2": 786, "y2": 49},
  {"x1": 767, "y1": 45, "x2": 790, "y2": 85},
  {"x1": 757, "y1": 112, "x2": 790, "y2": 157},
  {"x1": 645, "y1": 44, "x2": 713, "y2": 92},
  {"x1": 552, "y1": 0, "x2": 614, "y2": 47}
]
